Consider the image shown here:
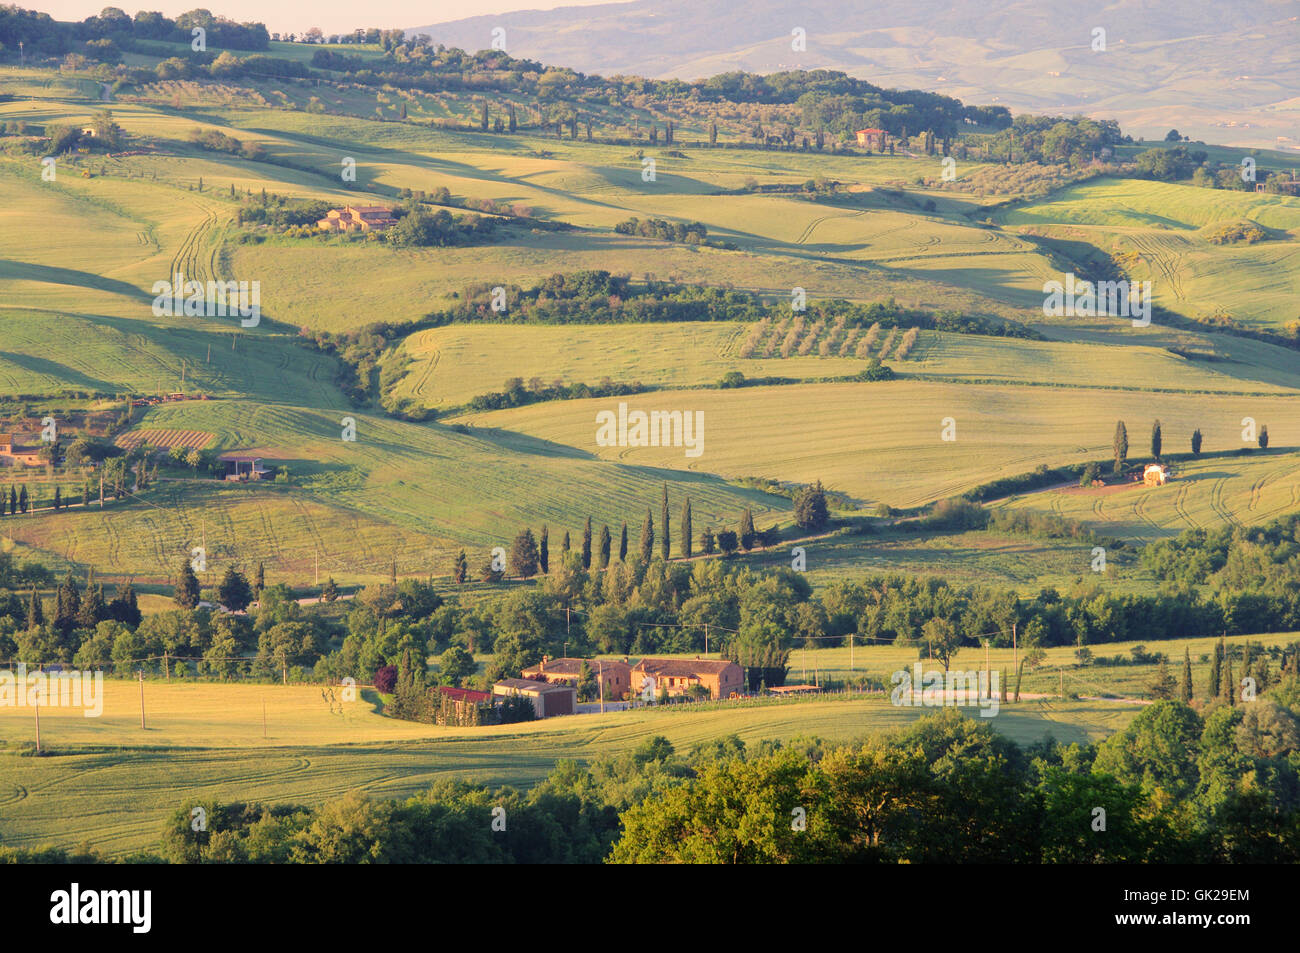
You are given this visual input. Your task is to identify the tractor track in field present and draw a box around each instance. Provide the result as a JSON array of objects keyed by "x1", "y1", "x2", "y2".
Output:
[
  {"x1": 256, "y1": 501, "x2": 286, "y2": 564},
  {"x1": 166, "y1": 204, "x2": 218, "y2": 287},
  {"x1": 794, "y1": 208, "x2": 866, "y2": 245},
  {"x1": 1248, "y1": 475, "x2": 1267, "y2": 512},
  {"x1": 290, "y1": 497, "x2": 328, "y2": 562},
  {"x1": 1172, "y1": 480, "x2": 1198, "y2": 528},
  {"x1": 409, "y1": 346, "x2": 441, "y2": 400},
  {"x1": 1208, "y1": 476, "x2": 1239, "y2": 527},
  {"x1": 1125, "y1": 233, "x2": 1189, "y2": 304},
  {"x1": 1133, "y1": 489, "x2": 1161, "y2": 534}
]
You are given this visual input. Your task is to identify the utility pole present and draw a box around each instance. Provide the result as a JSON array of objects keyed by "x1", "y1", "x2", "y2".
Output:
[
  {"x1": 164, "y1": 650, "x2": 170, "y2": 681},
  {"x1": 598, "y1": 660, "x2": 604, "y2": 715},
  {"x1": 849, "y1": 631, "x2": 854, "y2": 672},
  {"x1": 138, "y1": 670, "x2": 146, "y2": 729},
  {"x1": 1012, "y1": 622, "x2": 1018, "y2": 678},
  {"x1": 99, "y1": 472, "x2": 104, "y2": 508}
]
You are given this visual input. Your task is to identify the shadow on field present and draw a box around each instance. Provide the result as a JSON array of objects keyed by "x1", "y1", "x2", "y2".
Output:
[
  {"x1": 0, "y1": 351, "x2": 119, "y2": 393},
  {"x1": 0, "y1": 260, "x2": 152, "y2": 302}
]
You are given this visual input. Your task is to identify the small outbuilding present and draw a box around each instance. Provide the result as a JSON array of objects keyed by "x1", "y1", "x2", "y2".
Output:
[
  {"x1": 492, "y1": 678, "x2": 576, "y2": 718},
  {"x1": 1143, "y1": 463, "x2": 1170, "y2": 486}
]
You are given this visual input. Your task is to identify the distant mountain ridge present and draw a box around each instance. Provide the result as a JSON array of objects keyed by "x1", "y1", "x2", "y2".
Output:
[{"x1": 409, "y1": 0, "x2": 1300, "y2": 150}]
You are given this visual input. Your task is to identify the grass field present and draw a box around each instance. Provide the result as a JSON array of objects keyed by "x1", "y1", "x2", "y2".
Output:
[
  {"x1": 0, "y1": 679, "x2": 1133, "y2": 857},
  {"x1": 5, "y1": 626, "x2": 1289, "y2": 857},
  {"x1": 993, "y1": 449, "x2": 1300, "y2": 541},
  {"x1": 455, "y1": 381, "x2": 1300, "y2": 510},
  {"x1": 1, "y1": 84, "x2": 1297, "y2": 590},
  {"x1": 996, "y1": 177, "x2": 1300, "y2": 331},
  {"x1": 0, "y1": 398, "x2": 787, "y2": 583},
  {"x1": 396, "y1": 322, "x2": 1300, "y2": 413}
]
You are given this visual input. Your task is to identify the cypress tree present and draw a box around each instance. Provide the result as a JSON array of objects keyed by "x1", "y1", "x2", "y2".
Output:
[
  {"x1": 1113, "y1": 420, "x2": 1128, "y2": 475},
  {"x1": 619, "y1": 523, "x2": 628, "y2": 561},
  {"x1": 109, "y1": 582, "x2": 141, "y2": 628},
  {"x1": 255, "y1": 561, "x2": 265, "y2": 597},
  {"x1": 1222, "y1": 654, "x2": 1235, "y2": 706},
  {"x1": 1208, "y1": 638, "x2": 1222, "y2": 698},
  {"x1": 1253, "y1": 657, "x2": 1269, "y2": 692},
  {"x1": 53, "y1": 486, "x2": 61, "y2": 511},
  {"x1": 18, "y1": 485, "x2": 27, "y2": 513},
  {"x1": 581, "y1": 517, "x2": 593, "y2": 570},
  {"x1": 175, "y1": 559, "x2": 201, "y2": 609},
  {"x1": 599, "y1": 525, "x2": 611, "y2": 569},
  {"x1": 54, "y1": 572, "x2": 80, "y2": 637},
  {"x1": 660, "y1": 485, "x2": 670, "y2": 560},
  {"x1": 1191, "y1": 428, "x2": 1202, "y2": 456},
  {"x1": 640, "y1": 509, "x2": 654, "y2": 564},
  {"x1": 453, "y1": 550, "x2": 468, "y2": 584},
  {"x1": 26, "y1": 586, "x2": 44, "y2": 628},
  {"x1": 539, "y1": 525, "x2": 549, "y2": 574},
  {"x1": 1151, "y1": 419, "x2": 1162, "y2": 461},
  {"x1": 1180, "y1": 648, "x2": 1193, "y2": 703},
  {"x1": 739, "y1": 508, "x2": 756, "y2": 550},
  {"x1": 562, "y1": 530, "x2": 571, "y2": 554},
  {"x1": 9, "y1": 486, "x2": 17, "y2": 514},
  {"x1": 77, "y1": 583, "x2": 105, "y2": 630},
  {"x1": 681, "y1": 498, "x2": 693, "y2": 558}
]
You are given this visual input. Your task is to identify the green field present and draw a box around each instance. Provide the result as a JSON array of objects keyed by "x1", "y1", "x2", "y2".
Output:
[
  {"x1": 5, "y1": 627, "x2": 1288, "y2": 858},
  {"x1": 0, "y1": 678, "x2": 1130, "y2": 857},
  {"x1": 996, "y1": 177, "x2": 1300, "y2": 330},
  {"x1": 993, "y1": 449, "x2": 1300, "y2": 542},
  {"x1": 455, "y1": 381, "x2": 1300, "y2": 510}
]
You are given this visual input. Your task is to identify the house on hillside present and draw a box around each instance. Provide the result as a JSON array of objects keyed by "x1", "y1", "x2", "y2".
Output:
[
  {"x1": 631, "y1": 657, "x2": 745, "y2": 700},
  {"x1": 317, "y1": 205, "x2": 398, "y2": 232},
  {"x1": 1143, "y1": 463, "x2": 1170, "y2": 486},
  {"x1": 0, "y1": 433, "x2": 47, "y2": 467},
  {"x1": 855, "y1": 128, "x2": 887, "y2": 150},
  {"x1": 492, "y1": 678, "x2": 576, "y2": 718},
  {"x1": 521, "y1": 656, "x2": 632, "y2": 700}
]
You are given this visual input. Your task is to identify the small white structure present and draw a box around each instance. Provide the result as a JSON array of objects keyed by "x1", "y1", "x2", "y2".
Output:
[{"x1": 1143, "y1": 463, "x2": 1169, "y2": 486}]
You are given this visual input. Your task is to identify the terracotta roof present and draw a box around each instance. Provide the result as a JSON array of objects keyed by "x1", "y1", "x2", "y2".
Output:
[
  {"x1": 439, "y1": 687, "x2": 490, "y2": 703},
  {"x1": 524, "y1": 657, "x2": 630, "y2": 677},
  {"x1": 633, "y1": 658, "x2": 738, "y2": 678},
  {"x1": 493, "y1": 678, "x2": 574, "y2": 694}
]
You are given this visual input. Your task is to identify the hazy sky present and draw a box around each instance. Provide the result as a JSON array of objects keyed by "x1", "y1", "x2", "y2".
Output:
[{"x1": 25, "y1": 1, "x2": 625, "y2": 35}]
